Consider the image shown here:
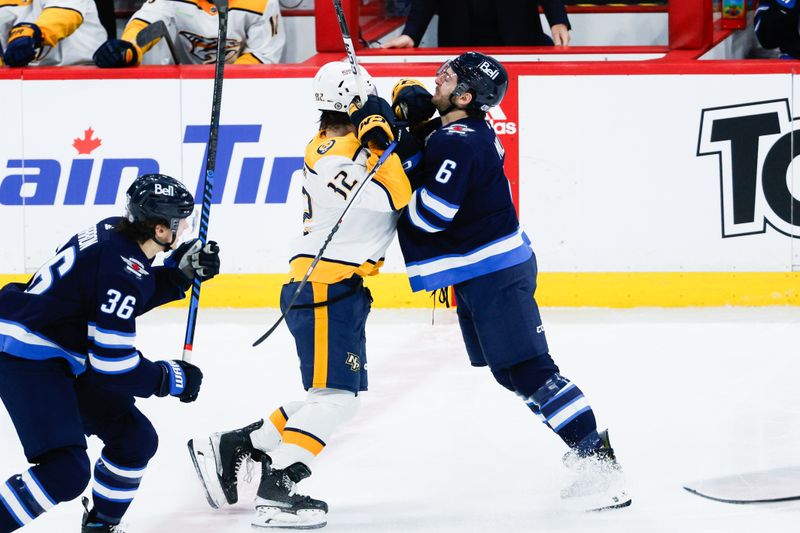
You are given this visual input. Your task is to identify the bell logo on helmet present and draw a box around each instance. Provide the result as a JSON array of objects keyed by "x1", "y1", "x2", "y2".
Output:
[
  {"x1": 154, "y1": 183, "x2": 175, "y2": 196},
  {"x1": 478, "y1": 61, "x2": 500, "y2": 80}
]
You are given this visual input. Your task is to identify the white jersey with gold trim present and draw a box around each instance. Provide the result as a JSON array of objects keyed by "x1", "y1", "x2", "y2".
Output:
[
  {"x1": 0, "y1": 0, "x2": 105, "y2": 66},
  {"x1": 123, "y1": 0, "x2": 285, "y2": 65},
  {"x1": 289, "y1": 131, "x2": 412, "y2": 284}
]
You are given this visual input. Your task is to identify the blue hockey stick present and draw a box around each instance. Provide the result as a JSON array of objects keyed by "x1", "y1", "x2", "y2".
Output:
[{"x1": 183, "y1": 0, "x2": 228, "y2": 363}]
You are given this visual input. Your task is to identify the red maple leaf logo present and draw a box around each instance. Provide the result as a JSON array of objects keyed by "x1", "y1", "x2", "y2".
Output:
[{"x1": 73, "y1": 128, "x2": 102, "y2": 155}]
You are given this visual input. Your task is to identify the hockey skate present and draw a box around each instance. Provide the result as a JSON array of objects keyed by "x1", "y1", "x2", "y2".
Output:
[
  {"x1": 81, "y1": 497, "x2": 127, "y2": 533},
  {"x1": 252, "y1": 458, "x2": 328, "y2": 530},
  {"x1": 560, "y1": 430, "x2": 631, "y2": 512},
  {"x1": 188, "y1": 420, "x2": 266, "y2": 508}
]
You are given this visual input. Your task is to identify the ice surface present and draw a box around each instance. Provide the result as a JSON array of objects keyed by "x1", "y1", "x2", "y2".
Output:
[{"x1": 2, "y1": 307, "x2": 800, "y2": 532}]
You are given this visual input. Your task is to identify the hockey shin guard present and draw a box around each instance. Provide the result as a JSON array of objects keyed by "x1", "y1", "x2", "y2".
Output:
[
  {"x1": 90, "y1": 455, "x2": 147, "y2": 525},
  {"x1": 0, "y1": 446, "x2": 90, "y2": 532},
  {"x1": 528, "y1": 374, "x2": 599, "y2": 450},
  {"x1": 268, "y1": 388, "x2": 360, "y2": 470},
  {"x1": 250, "y1": 401, "x2": 304, "y2": 454},
  {"x1": 511, "y1": 362, "x2": 600, "y2": 452}
]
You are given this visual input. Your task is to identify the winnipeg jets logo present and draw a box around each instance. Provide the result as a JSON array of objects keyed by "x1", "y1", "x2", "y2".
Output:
[
  {"x1": 120, "y1": 256, "x2": 150, "y2": 279},
  {"x1": 179, "y1": 31, "x2": 241, "y2": 64},
  {"x1": 444, "y1": 124, "x2": 475, "y2": 136},
  {"x1": 345, "y1": 352, "x2": 361, "y2": 372}
]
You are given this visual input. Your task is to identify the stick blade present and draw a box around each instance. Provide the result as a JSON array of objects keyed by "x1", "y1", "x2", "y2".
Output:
[
  {"x1": 684, "y1": 466, "x2": 800, "y2": 504},
  {"x1": 136, "y1": 20, "x2": 168, "y2": 48}
]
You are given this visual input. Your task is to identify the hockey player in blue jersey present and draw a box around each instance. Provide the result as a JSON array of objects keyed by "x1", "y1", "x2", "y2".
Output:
[
  {"x1": 391, "y1": 52, "x2": 631, "y2": 511},
  {"x1": 0, "y1": 173, "x2": 220, "y2": 532},
  {"x1": 754, "y1": 0, "x2": 800, "y2": 59}
]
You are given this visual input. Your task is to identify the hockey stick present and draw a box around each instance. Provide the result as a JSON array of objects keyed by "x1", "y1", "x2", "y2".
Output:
[
  {"x1": 332, "y1": 0, "x2": 368, "y2": 105},
  {"x1": 252, "y1": 141, "x2": 398, "y2": 347},
  {"x1": 684, "y1": 467, "x2": 800, "y2": 504},
  {"x1": 135, "y1": 20, "x2": 181, "y2": 65},
  {"x1": 182, "y1": 0, "x2": 229, "y2": 363},
  {"x1": 251, "y1": 0, "x2": 388, "y2": 347}
]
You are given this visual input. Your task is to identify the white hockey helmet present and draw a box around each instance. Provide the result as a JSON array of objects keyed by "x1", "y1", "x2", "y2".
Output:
[{"x1": 312, "y1": 61, "x2": 376, "y2": 112}]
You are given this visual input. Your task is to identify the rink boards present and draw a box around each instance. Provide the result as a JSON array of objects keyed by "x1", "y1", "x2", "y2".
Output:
[{"x1": 0, "y1": 62, "x2": 799, "y2": 307}]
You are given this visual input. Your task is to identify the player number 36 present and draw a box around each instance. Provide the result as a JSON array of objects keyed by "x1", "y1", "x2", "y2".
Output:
[{"x1": 100, "y1": 289, "x2": 136, "y2": 320}]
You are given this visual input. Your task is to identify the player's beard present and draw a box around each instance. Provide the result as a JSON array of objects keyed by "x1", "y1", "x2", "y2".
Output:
[{"x1": 431, "y1": 88, "x2": 452, "y2": 114}]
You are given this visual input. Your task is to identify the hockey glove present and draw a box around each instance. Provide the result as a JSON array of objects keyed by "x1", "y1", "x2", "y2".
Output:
[
  {"x1": 391, "y1": 79, "x2": 436, "y2": 126},
  {"x1": 93, "y1": 39, "x2": 139, "y2": 68},
  {"x1": 3, "y1": 23, "x2": 43, "y2": 67},
  {"x1": 348, "y1": 95, "x2": 395, "y2": 151},
  {"x1": 166, "y1": 239, "x2": 221, "y2": 282},
  {"x1": 394, "y1": 126, "x2": 423, "y2": 177},
  {"x1": 157, "y1": 360, "x2": 203, "y2": 403}
]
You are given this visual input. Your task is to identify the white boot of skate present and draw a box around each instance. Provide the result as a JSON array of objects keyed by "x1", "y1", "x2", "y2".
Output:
[{"x1": 560, "y1": 430, "x2": 632, "y2": 512}]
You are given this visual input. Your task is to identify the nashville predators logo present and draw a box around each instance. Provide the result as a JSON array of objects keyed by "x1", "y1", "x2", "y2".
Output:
[
  {"x1": 345, "y1": 353, "x2": 361, "y2": 372},
  {"x1": 179, "y1": 31, "x2": 241, "y2": 64},
  {"x1": 316, "y1": 140, "x2": 335, "y2": 154}
]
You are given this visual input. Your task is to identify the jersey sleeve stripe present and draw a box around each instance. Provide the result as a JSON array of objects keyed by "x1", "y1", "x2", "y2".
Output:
[
  {"x1": 88, "y1": 351, "x2": 140, "y2": 374},
  {"x1": 419, "y1": 188, "x2": 459, "y2": 221},
  {"x1": 88, "y1": 324, "x2": 136, "y2": 349},
  {"x1": 407, "y1": 193, "x2": 445, "y2": 233}
]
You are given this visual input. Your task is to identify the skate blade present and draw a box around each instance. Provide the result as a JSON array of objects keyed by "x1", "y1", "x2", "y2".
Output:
[
  {"x1": 563, "y1": 488, "x2": 632, "y2": 512},
  {"x1": 252, "y1": 506, "x2": 327, "y2": 530},
  {"x1": 187, "y1": 438, "x2": 227, "y2": 509}
]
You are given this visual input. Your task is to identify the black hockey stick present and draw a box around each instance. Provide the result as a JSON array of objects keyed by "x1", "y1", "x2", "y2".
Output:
[
  {"x1": 135, "y1": 20, "x2": 181, "y2": 65},
  {"x1": 252, "y1": 142, "x2": 398, "y2": 347},
  {"x1": 183, "y1": 0, "x2": 228, "y2": 362},
  {"x1": 251, "y1": 0, "x2": 390, "y2": 347}
]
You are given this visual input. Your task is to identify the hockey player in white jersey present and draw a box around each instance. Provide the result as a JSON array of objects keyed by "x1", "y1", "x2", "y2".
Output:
[
  {"x1": 187, "y1": 61, "x2": 413, "y2": 529},
  {"x1": 0, "y1": 0, "x2": 105, "y2": 66},
  {"x1": 92, "y1": 0, "x2": 284, "y2": 67}
]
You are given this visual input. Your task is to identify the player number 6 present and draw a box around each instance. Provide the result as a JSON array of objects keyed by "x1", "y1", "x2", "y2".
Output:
[{"x1": 435, "y1": 159, "x2": 457, "y2": 183}]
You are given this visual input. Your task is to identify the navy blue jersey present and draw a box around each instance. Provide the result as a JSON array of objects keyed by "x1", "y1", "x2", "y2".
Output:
[
  {"x1": 0, "y1": 217, "x2": 188, "y2": 396},
  {"x1": 754, "y1": 0, "x2": 800, "y2": 57},
  {"x1": 397, "y1": 117, "x2": 532, "y2": 291}
]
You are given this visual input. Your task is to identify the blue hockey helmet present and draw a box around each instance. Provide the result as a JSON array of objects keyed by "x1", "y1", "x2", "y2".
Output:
[
  {"x1": 443, "y1": 52, "x2": 508, "y2": 112},
  {"x1": 125, "y1": 174, "x2": 194, "y2": 234}
]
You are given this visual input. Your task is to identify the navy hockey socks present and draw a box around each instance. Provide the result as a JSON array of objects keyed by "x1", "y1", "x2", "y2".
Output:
[
  {"x1": 89, "y1": 455, "x2": 147, "y2": 525},
  {"x1": 0, "y1": 446, "x2": 90, "y2": 532},
  {"x1": 522, "y1": 373, "x2": 600, "y2": 450}
]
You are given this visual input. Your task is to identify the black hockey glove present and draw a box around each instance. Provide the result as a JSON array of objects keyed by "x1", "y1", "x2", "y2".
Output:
[
  {"x1": 393, "y1": 126, "x2": 424, "y2": 179},
  {"x1": 93, "y1": 39, "x2": 139, "y2": 68},
  {"x1": 157, "y1": 360, "x2": 203, "y2": 403},
  {"x1": 4, "y1": 23, "x2": 43, "y2": 67},
  {"x1": 391, "y1": 79, "x2": 436, "y2": 126},
  {"x1": 167, "y1": 239, "x2": 221, "y2": 282},
  {"x1": 348, "y1": 95, "x2": 396, "y2": 151}
]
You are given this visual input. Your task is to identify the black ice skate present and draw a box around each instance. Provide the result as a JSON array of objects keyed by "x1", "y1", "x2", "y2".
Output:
[
  {"x1": 561, "y1": 429, "x2": 632, "y2": 511},
  {"x1": 188, "y1": 420, "x2": 266, "y2": 508},
  {"x1": 252, "y1": 459, "x2": 328, "y2": 529},
  {"x1": 81, "y1": 497, "x2": 127, "y2": 533}
]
